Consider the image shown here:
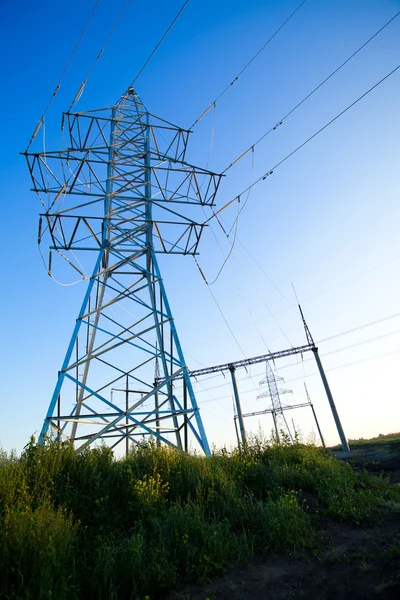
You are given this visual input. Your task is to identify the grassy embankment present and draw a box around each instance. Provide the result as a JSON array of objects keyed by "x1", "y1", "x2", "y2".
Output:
[
  {"x1": 348, "y1": 432, "x2": 400, "y2": 445},
  {"x1": 1, "y1": 437, "x2": 399, "y2": 599},
  {"x1": 331, "y1": 432, "x2": 400, "y2": 449}
]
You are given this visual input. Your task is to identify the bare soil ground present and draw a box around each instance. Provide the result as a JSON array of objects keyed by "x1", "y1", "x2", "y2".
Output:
[
  {"x1": 343, "y1": 440, "x2": 400, "y2": 484},
  {"x1": 168, "y1": 441, "x2": 400, "y2": 600}
]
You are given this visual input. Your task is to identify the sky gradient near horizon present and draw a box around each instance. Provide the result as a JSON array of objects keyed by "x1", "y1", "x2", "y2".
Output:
[{"x1": 1, "y1": 0, "x2": 399, "y2": 453}]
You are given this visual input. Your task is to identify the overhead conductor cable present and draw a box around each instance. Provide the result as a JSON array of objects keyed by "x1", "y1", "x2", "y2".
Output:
[
  {"x1": 127, "y1": 0, "x2": 189, "y2": 89},
  {"x1": 26, "y1": 0, "x2": 101, "y2": 151},
  {"x1": 222, "y1": 8, "x2": 400, "y2": 174},
  {"x1": 189, "y1": 0, "x2": 308, "y2": 128},
  {"x1": 68, "y1": 0, "x2": 132, "y2": 112},
  {"x1": 196, "y1": 11, "x2": 400, "y2": 289},
  {"x1": 207, "y1": 62, "x2": 400, "y2": 234}
]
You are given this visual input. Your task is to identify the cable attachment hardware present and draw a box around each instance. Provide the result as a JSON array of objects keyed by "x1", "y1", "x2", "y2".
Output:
[{"x1": 262, "y1": 171, "x2": 274, "y2": 180}]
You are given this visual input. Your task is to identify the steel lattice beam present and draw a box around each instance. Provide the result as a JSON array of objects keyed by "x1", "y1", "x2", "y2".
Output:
[{"x1": 185, "y1": 344, "x2": 315, "y2": 379}]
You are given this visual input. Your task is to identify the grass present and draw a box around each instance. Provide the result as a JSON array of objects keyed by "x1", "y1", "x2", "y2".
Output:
[
  {"x1": 331, "y1": 432, "x2": 400, "y2": 449},
  {"x1": 0, "y1": 436, "x2": 397, "y2": 599}
]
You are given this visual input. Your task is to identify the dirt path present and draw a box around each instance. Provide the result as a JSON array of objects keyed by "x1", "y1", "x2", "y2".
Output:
[
  {"x1": 169, "y1": 443, "x2": 400, "y2": 600},
  {"x1": 169, "y1": 512, "x2": 400, "y2": 599},
  {"x1": 338, "y1": 440, "x2": 400, "y2": 484}
]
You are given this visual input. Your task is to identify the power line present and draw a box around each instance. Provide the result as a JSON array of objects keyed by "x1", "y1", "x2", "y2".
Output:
[
  {"x1": 189, "y1": 0, "x2": 308, "y2": 129},
  {"x1": 196, "y1": 346, "x2": 400, "y2": 405},
  {"x1": 185, "y1": 312, "x2": 400, "y2": 389},
  {"x1": 190, "y1": 328, "x2": 400, "y2": 400},
  {"x1": 194, "y1": 195, "x2": 295, "y2": 357},
  {"x1": 275, "y1": 327, "x2": 400, "y2": 374},
  {"x1": 201, "y1": 216, "x2": 275, "y2": 358},
  {"x1": 195, "y1": 372, "x2": 264, "y2": 396},
  {"x1": 199, "y1": 326, "x2": 400, "y2": 385},
  {"x1": 286, "y1": 347, "x2": 400, "y2": 385},
  {"x1": 199, "y1": 280, "x2": 263, "y2": 391},
  {"x1": 300, "y1": 254, "x2": 400, "y2": 305},
  {"x1": 206, "y1": 62, "x2": 400, "y2": 232},
  {"x1": 193, "y1": 260, "x2": 248, "y2": 362},
  {"x1": 323, "y1": 329, "x2": 400, "y2": 357},
  {"x1": 195, "y1": 247, "x2": 400, "y2": 353},
  {"x1": 198, "y1": 48, "x2": 400, "y2": 314},
  {"x1": 196, "y1": 9, "x2": 400, "y2": 289},
  {"x1": 192, "y1": 201, "x2": 281, "y2": 366},
  {"x1": 277, "y1": 256, "x2": 400, "y2": 330},
  {"x1": 128, "y1": 0, "x2": 189, "y2": 89},
  {"x1": 235, "y1": 236, "x2": 292, "y2": 305},
  {"x1": 241, "y1": 62, "x2": 400, "y2": 201},
  {"x1": 68, "y1": 0, "x2": 132, "y2": 112},
  {"x1": 230, "y1": 248, "x2": 294, "y2": 348},
  {"x1": 66, "y1": 0, "x2": 189, "y2": 115},
  {"x1": 26, "y1": 0, "x2": 101, "y2": 151},
  {"x1": 186, "y1": 272, "x2": 400, "y2": 359},
  {"x1": 318, "y1": 311, "x2": 400, "y2": 344},
  {"x1": 222, "y1": 9, "x2": 400, "y2": 173},
  {"x1": 206, "y1": 282, "x2": 248, "y2": 362},
  {"x1": 201, "y1": 148, "x2": 255, "y2": 285},
  {"x1": 204, "y1": 197, "x2": 242, "y2": 285}
]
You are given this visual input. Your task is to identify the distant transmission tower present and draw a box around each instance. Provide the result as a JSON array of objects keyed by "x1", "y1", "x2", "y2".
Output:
[
  {"x1": 257, "y1": 361, "x2": 293, "y2": 442},
  {"x1": 24, "y1": 88, "x2": 221, "y2": 454}
]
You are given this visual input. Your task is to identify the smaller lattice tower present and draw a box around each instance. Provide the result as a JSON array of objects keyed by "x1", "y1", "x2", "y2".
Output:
[{"x1": 257, "y1": 361, "x2": 293, "y2": 442}]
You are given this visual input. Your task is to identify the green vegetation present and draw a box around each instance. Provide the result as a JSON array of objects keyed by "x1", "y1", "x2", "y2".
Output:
[
  {"x1": 349, "y1": 432, "x2": 400, "y2": 445},
  {"x1": 331, "y1": 432, "x2": 400, "y2": 449},
  {"x1": 0, "y1": 437, "x2": 397, "y2": 599}
]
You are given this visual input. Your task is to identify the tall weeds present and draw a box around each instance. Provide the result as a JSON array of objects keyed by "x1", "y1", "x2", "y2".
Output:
[{"x1": 0, "y1": 437, "x2": 393, "y2": 599}]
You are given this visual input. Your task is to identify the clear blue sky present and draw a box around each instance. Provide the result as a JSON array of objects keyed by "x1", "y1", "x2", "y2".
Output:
[{"x1": 1, "y1": 0, "x2": 399, "y2": 453}]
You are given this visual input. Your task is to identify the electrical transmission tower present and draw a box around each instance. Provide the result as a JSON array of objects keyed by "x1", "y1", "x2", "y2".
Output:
[
  {"x1": 257, "y1": 361, "x2": 293, "y2": 442},
  {"x1": 24, "y1": 88, "x2": 222, "y2": 454}
]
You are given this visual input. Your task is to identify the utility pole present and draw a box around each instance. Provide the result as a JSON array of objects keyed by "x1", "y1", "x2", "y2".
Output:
[
  {"x1": 229, "y1": 364, "x2": 247, "y2": 449},
  {"x1": 304, "y1": 383, "x2": 325, "y2": 448},
  {"x1": 298, "y1": 304, "x2": 350, "y2": 453}
]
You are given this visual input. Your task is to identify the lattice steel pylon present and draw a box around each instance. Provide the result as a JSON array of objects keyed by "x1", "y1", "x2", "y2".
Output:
[
  {"x1": 24, "y1": 88, "x2": 222, "y2": 454},
  {"x1": 257, "y1": 361, "x2": 293, "y2": 443}
]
